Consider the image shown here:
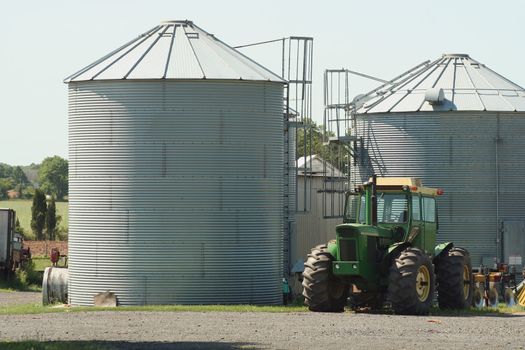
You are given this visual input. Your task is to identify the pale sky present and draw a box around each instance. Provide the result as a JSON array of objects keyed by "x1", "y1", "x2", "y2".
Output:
[{"x1": 1, "y1": 0, "x2": 524, "y2": 165}]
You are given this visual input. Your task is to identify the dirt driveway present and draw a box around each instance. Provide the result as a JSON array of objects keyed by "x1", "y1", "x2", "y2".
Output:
[{"x1": 1, "y1": 310, "x2": 524, "y2": 349}]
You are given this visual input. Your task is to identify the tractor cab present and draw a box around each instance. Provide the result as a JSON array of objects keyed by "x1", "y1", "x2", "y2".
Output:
[{"x1": 343, "y1": 176, "x2": 441, "y2": 256}]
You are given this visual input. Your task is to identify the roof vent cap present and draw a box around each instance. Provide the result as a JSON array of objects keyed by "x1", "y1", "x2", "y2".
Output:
[
  {"x1": 442, "y1": 53, "x2": 470, "y2": 59},
  {"x1": 425, "y1": 87, "x2": 445, "y2": 105},
  {"x1": 161, "y1": 19, "x2": 193, "y2": 26}
]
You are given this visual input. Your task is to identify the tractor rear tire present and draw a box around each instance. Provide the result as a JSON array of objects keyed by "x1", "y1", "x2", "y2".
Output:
[
  {"x1": 436, "y1": 247, "x2": 474, "y2": 309},
  {"x1": 302, "y1": 244, "x2": 348, "y2": 312},
  {"x1": 388, "y1": 247, "x2": 435, "y2": 315}
]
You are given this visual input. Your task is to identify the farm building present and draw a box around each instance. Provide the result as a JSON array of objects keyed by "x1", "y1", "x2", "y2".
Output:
[
  {"x1": 6, "y1": 190, "x2": 20, "y2": 199},
  {"x1": 348, "y1": 54, "x2": 525, "y2": 272},
  {"x1": 289, "y1": 155, "x2": 344, "y2": 292}
]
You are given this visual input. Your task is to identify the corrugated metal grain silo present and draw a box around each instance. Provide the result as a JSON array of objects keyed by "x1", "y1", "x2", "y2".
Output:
[
  {"x1": 65, "y1": 20, "x2": 286, "y2": 305},
  {"x1": 353, "y1": 53, "x2": 525, "y2": 271}
]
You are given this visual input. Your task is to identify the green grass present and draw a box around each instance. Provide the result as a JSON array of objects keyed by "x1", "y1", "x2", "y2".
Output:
[
  {"x1": 0, "y1": 258, "x2": 49, "y2": 292},
  {"x1": 0, "y1": 199, "x2": 68, "y2": 238},
  {"x1": 32, "y1": 257, "x2": 53, "y2": 272},
  {"x1": 0, "y1": 303, "x2": 308, "y2": 316},
  {"x1": 0, "y1": 282, "x2": 40, "y2": 293},
  {"x1": 2, "y1": 301, "x2": 525, "y2": 317}
]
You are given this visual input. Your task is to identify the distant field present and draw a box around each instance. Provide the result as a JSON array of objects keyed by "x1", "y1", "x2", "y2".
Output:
[{"x1": 0, "y1": 200, "x2": 68, "y2": 237}]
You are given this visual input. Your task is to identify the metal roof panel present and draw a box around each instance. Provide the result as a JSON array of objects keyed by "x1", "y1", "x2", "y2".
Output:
[
  {"x1": 127, "y1": 27, "x2": 174, "y2": 79},
  {"x1": 454, "y1": 63, "x2": 475, "y2": 89},
  {"x1": 390, "y1": 92, "x2": 425, "y2": 112},
  {"x1": 504, "y1": 95, "x2": 525, "y2": 111},
  {"x1": 452, "y1": 92, "x2": 485, "y2": 111},
  {"x1": 65, "y1": 21, "x2": 284, "y2": 83},
  {"x1": 366, "y1": 92, "x2": 403, "y2": 113},
  {"x1": 165, "y1": 25, "x2": 204, "y2": 79},
  {"x1": 95, "y1": 29, "x2": 161, "y2": 80},
  {"x1": 358, "y1": 54, "x2": 525, "y2": 114},
  {"x1": 479, "y1": 93, "x2": 515, "y2": 111}
]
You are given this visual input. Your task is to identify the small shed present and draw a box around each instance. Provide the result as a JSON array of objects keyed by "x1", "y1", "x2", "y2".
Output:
[
  {"x1": 289, "y1": 155, "x2": 344, "y2": 293},
  {"x1": 6, "y1": 190, "x2": 20, "y2": 199}
]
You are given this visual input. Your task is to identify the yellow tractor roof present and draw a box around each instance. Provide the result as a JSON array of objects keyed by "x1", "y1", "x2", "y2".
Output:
[
  {"x1": 375, "y1": 177, "x2": 422, "y2": 187},
  {"x1": 368, "y1": 177, "x2": 441, "y2": 196}
]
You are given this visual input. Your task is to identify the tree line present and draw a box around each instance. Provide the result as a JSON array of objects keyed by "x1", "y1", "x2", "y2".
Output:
[
  {"x1": 296, "y1": 118, "x2": 349, "y2": 173},
  {"x1": 2, "y1": 156, "x2": 68, "y2": 241},
  {"x1": 0, "y1": 156, "x2": 68, "y2": 200}
]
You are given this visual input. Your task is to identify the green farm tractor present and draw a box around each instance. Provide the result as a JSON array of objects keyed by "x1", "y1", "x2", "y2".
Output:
[{"x1": 302, "y1": 176, "x2": 474, "y2": 315}]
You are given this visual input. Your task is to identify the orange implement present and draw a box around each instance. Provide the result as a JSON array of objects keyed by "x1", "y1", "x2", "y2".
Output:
[{"x1": 518, "y1": 283, "x2": 525, "y2": 307}]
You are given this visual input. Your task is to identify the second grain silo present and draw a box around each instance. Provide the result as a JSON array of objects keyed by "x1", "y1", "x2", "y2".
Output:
[
  {"x1": 65, "y1": 20, "x2": 285, "y2": 306},
  {"x1": 352, "y1": 54, "x2": 525, "y2": 272}
]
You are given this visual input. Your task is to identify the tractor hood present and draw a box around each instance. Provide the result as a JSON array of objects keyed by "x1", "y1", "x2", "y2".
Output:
[{"x1": 336, "y1": 223, "x2": 394, "y2": 239}]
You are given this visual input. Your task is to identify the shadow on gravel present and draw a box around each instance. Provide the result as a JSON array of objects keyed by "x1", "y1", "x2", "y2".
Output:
[
  {"x1": 428, "y1": 309, "x2": 525, "y2": 318},
  {"x1": 0, "y1": 340, "x2": 262, "y2": 350}
]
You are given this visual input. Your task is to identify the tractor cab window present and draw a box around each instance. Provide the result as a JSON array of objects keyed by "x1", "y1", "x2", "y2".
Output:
[
  {"x1": 377, "y1": 194, "x2": 408, "y2": 223},
  {"x1": 422, "y1": 197, "x2": 436, "y2": 222},
  {"x1": 344, "y1": 192, "x2": 361, "y2": 223},
  {"x1": 412, "y1": 195, "x2": 421, "y2": 221},
  {"x1": 358, "y1": 195, "x2": 366, "y2": 223}
]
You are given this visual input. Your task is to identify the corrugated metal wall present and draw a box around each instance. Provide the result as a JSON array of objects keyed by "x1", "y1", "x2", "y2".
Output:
[
  {"x1": 354, "y1": 111, "x2": 525, "y2": 268},
  {"x1": 68, "y1": 80, "x2": 284, "y2": 306},
  {"x1": 290, "y1": 176, "x2": 342, "y2": 292}
]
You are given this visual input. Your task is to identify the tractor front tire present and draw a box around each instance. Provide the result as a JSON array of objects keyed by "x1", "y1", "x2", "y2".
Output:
[
  {"x1": 436, "y1": 247, "x2": 473, "y2": 309},
  {"x1": 302, "y1": 244, "x2": 348, "y2": 312},
  {"x1": 388, "y1": 247, "x2": 435, "y2": 315}
]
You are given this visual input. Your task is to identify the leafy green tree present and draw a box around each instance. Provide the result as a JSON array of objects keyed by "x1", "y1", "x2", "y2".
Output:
[
  {"x1": 12, "y1": 166, "x2": 29, "y2": 186},
  {"x1": 21, "y1": 185, "x2": 35, "y2": 199},
  {"x1": 31, "y1": 189, "x2": 47, "y2": 240},
  {"x1": 296, "y1": 118, "x2": 325, "y2": 159},
  {"x1": 0, "y1": 163, "x2": 32, "y2": 198},
  {"x1": 12, "y1": 167, "x2": 28, "y2": 197},
  {"x1": 0, "y1": 178, "x2": 14, "y2": 199},
  {"x1": 0, "y1": 163, "x2": 13, "y2": 178},
  {"x1": 45, "y1": 197, "x2": 59, "y2": 240},
  {"x1": 39, "y1": 156, "x2": 68, "y2": 199},
  {"x1": 295, "y1": 118, "x2": 349, "y2": 173}
]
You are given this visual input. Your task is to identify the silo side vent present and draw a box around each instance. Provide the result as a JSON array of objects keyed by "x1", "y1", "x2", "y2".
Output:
[{"x1": 425, "y1": 87, "x2": 445, "y2": 105}]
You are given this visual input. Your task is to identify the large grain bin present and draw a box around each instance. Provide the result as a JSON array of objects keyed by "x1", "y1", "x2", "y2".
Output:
[
  {"x1": 65, "y1": 20, "x2": 286, "y2": 306},
  {"x1": 353, "y1": 54, "x2": 525, "y2": 272}
]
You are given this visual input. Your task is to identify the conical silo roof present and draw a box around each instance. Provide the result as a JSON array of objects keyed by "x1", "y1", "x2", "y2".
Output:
[
  {"x1": 65, "y1": 20, "x2": 284, "y2": 83},
  {"x1": 358, "y1": 53, "x2": 525, "y2": 113}
]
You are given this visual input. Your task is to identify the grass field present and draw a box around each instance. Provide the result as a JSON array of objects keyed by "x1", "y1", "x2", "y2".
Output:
[
  {"x1": 0, "y1": 303, "x2": 308, "y2": 316},
  {"x1": 0, "y1": 302, "x2": 523, "y2": 316},
  {"x1": 0, "y1": 199, "x2": 68, "y2": 237},
  {"x1": 32, "y1": 257, "x2": 53, "y2": 272}
]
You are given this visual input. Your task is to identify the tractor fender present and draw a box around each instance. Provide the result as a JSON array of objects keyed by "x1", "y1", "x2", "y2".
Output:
[
  {"x1": 327, "y1": 240, "x2": 338, "y2": 260},
  {"x1": 387, "y1": 242, "x2": 411, "y2": 256},
  {"x1": 433, "y1": 242, "x2": 454, "y2": 262},
  {"x1": 380, "y1": 242, "x2": 412, "y2": 275}
]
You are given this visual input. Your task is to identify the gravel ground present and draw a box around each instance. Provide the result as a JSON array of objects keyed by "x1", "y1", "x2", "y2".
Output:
[
  {"x1": 1, "y1": 310, "x2": 525, "y2": 349},
  {"x1": 0, "y1": 291, "x2": 40, "y2": 306}
]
